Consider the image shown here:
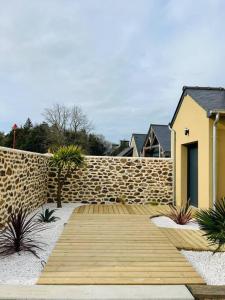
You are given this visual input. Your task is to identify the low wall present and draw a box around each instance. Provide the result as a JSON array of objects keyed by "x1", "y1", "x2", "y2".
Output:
[
  {"x1": 48, "y1": 156, "x2": 173, "y2": 205},
  {"x1": 0, "y1": 147, "x2": 49, "y2": 225},
  {"x1": 0, "y1": 148, "x2": 173, "y2": 225}
]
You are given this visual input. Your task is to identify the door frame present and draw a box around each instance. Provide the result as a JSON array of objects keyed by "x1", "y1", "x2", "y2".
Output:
[
  {"x1": 187, "y1": 142, "x2": 198, "y2": 207},
  {"x1": 180, "y1": 141, "x2": 199, "y2": 207}
]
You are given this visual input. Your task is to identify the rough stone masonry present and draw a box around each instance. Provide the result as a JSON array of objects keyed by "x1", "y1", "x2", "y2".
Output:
[
  {"x1": 48, "y1": 156, "x2": 173, "y2": 205},
  {"x1": 0, "y1": 147, "x2": 173, "y2": 225},
  {"x1": 0, "y1": 147, "x2": 49, "y2": 225}
]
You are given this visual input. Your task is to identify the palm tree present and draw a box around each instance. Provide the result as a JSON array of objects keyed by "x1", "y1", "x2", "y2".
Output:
[
  {"x1": 196, "y1": 198, "x2": 225, "y2": 252},
  {"x1": 50, "y1": 145, "x2": 85, "y2": 208}
]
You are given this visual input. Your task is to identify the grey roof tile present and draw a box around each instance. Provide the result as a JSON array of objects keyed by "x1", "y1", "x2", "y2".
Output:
[
  {"x1": 132, "y1": 134, "x2": 147, "y2": 155},
  {"x1": 171, "y1": 86, "x2": 225, "y2": 126},
  {"x1": 151, "y1": 125, "x2": 171, "y2": 153},
  {"x1": 117, "y1": 147, "x2": 133, "y2": 157}
]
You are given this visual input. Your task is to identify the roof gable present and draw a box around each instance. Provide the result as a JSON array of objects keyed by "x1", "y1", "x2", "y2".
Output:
[
  {"x1": 117, "y1": 147, "x2": 133, "y2": 157},
  {"x1": 143, "y1": 124, "x2": 171, "y2": 153},
  {"x1": 151, "y1": 125, "x2": 171, "y2": 153},
  {"x1": 170, "y1": 86, "x2": 225, "y2": 127},
  {"x1": 131, "y1": 133, "x2": 146, "y2": 155}
]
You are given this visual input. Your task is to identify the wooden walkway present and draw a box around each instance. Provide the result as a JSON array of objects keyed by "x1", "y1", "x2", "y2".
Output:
[
  {"x1": 75, "y1": 204, "x2": 171, "y2": 218},
  {"x1": 38, "y1": 211, "x2": 204, "y2": 285}
]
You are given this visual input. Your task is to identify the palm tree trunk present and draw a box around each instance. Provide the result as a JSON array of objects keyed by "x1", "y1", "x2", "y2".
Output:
[{"x1": 56, "y1": 170, "x2": 62, "y2": 208}]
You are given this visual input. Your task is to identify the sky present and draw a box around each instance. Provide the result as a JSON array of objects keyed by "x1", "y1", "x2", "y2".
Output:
[{"x1": 1, "y1": 0, "x2": 225, "y2": 143}]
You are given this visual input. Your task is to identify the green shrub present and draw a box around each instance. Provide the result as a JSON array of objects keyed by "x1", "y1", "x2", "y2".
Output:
[
  {"x1": 38, "y1": 208, "x2": 60, "y2": 223},
  {"x1": 196, "y1": 198, "x2": 225, "y2": 252}
]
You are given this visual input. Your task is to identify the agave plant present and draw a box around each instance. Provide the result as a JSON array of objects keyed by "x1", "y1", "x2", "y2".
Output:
[
  {"x1": 0, "y1": 208, "x2": 46, "y2": 258},
  {"x1": 166, "y1": 200, "x2": 193, "y2": 225},
  {"x1": 196, "y1": 198, "x2": 225, "y2": 252},
  {"x1": 37, "y1": 208, "x2": 60, "y2": 223}
]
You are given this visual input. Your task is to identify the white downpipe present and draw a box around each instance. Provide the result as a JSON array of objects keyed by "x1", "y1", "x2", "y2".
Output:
[
  {"x1": 212, "y1": 113, "x2": 220, "y2": 208},
  {"x1": 169, "y1": 124, "x2": 176, "y2": 206}
]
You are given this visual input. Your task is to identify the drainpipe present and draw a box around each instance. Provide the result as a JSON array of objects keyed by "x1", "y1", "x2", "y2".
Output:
[
  {"x1": 212, "y1": 113, "x2": 220, "y2": 208},
  {"x1": 169, "y1": 124, "x2": 176, "y2": 206}
]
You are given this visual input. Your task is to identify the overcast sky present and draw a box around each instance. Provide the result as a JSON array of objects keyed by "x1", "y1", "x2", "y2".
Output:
[{"x1": 1, "y1": 0, "x2": 225, "y2": 142}]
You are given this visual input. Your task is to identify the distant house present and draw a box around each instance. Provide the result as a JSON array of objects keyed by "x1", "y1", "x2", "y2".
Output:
[
  {"x1": 111, "y1": 140, "x2": 130, "y2": 156},
  {"x1": 130, "y1": 134, "x2": 146, "y2": 157},
  {"x1": 117, "y1": 146, "x2": 133, "y2": 157},
  {"x1": 117, "y1": 134, "x2": 146, "y2": 157},
  {"x1": 142, "y1": 124, "x2": 171, "y2": 157}
]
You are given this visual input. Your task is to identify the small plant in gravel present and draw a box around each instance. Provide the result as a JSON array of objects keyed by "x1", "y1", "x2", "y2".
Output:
[
  {"x1": 0, "y1": 208, "x2": 46, "y2": 258},
  {"x1": 50, "y1": 145, "x2": 85, "y2": 208},
  {"x1": 196, "y1": 198, "x2": 225, "y2": 252},
  {"x1": 166, "y1": 200, "x2": 193, "y2": 225},
  {"x1": 38, "y1": 208, "x2": 60, "y2": 223}
]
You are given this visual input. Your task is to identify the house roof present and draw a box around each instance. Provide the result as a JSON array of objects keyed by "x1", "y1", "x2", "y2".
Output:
[
  {"x1": 143, "y1": 124, "x2": 171, "y2": 153},
  {"x1": 131, "y1": 133, "x2": 146, "y2": 155},
  {"x1": 151, "y1": 125, "x2": 171, "y2": 153},
  {"x1": 117, "y1": 147, "x2": 133, "y2": 157},
  {"x1": 170, "y1": 86, "x2": 225, "y2": 126}
]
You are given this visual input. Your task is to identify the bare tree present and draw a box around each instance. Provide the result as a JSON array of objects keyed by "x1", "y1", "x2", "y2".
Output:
[
  {"x1": 43, "y1": 104, "x2": 70, "y2": 133},
  {"x1": 43, "y1": 104, "x2": 93, "y2": 147},
  {"x1": 70, "y1": 105, "x2": 93, "y2": 133}
]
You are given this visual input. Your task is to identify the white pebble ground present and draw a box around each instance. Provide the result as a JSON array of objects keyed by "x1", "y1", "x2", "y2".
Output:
[
  {"x1": 182, "y1": 250, "x2": 225, "y2": 285},
  {"x1": 151, "y1": 216, "x2": 200, "y2": 230},
  {"x1": 0, "y1": 203, "x2": 81, "y2": 285}
]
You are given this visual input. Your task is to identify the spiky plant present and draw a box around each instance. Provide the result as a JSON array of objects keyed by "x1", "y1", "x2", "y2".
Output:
[
  {"x1": 0, "y1": 208, "x2": 46, "y2": 258},
  {"x1": 37, "y1": 208, "x2": 60, "y2": 223},
  {"x1": 166, "y1": 200, "x2": 193, "y2": 225},
  {"x1": 196, "y1": 199, "x2": 225, "y2": 252}
]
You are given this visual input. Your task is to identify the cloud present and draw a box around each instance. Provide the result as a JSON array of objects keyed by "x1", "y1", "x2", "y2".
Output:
[{"x1": 0, "y1": 0, "x2": 225, "y2": 142}]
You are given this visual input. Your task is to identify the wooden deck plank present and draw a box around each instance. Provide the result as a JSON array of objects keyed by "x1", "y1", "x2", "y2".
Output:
[
  {"x1": 38, "y1": 209, "x2": 204, "y2": 285},
  {"x1": 40, "y1": 271, "x2": 200, "y2": 278},
  {"x1": 161, "y1": 228, "x2": 225, "y2": 252},
  {"x1": 38, "y1": 277, "x2": 204, "y2": 285},
  {"x1": 187, "y1": 284, "x2": 225, "y2": 299},
  {"x1": 75, "y1": 204, "x2": 172, "y2": 217}
]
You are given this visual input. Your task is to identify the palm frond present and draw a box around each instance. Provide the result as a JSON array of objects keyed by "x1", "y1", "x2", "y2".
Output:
[{"x1": 196, "y1": 199, "x2": 225, "y2": 252}]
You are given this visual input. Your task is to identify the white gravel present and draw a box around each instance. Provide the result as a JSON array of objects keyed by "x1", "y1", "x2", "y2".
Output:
[
  {"x1": 0, "y1": 203, "x2": 81, "y2": 285},
  {"x1": 182, "y1": 250, "x2": 225, "y2": 285},
  {"x1": 151, "y1": 216, "x2": 200, "y2": 230}
]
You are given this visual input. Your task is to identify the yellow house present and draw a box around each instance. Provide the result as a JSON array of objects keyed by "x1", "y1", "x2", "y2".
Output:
[{"x1": 170, "y1": 86, "x2": 225, "y2": 209}]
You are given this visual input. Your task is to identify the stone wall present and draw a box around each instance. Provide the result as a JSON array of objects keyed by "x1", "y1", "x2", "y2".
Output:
[
  {"x1": 0, "y1": 149, "x2": 173, "y2": 226},
  {"x1": 48, "y1": 156, "x2": 173, "y2": 205},
  {"x1": 0, "y1": 147, "x2": 49, "y2": 226}
]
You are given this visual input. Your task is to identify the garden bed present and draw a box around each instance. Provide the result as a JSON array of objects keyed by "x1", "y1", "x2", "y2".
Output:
[
  {"x1": 151, "y1": 216, "x2": 199, "y2": 230},
  {"x1": 151, "y1": 216, "x2": 225, "y2": 285},
  {"x1": 0, "y1": 203, "x2": 81, "y2": 285}
]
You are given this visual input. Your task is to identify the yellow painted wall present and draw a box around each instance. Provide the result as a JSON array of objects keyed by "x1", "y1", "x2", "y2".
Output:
[{"x1": 172, "y1": 95, "x2": 212, "y2": 209}]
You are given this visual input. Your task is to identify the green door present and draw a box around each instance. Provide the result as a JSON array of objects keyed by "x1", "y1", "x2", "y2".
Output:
[{"x1": 187, "y1": 143, "x2": 198, "y2": 207}]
